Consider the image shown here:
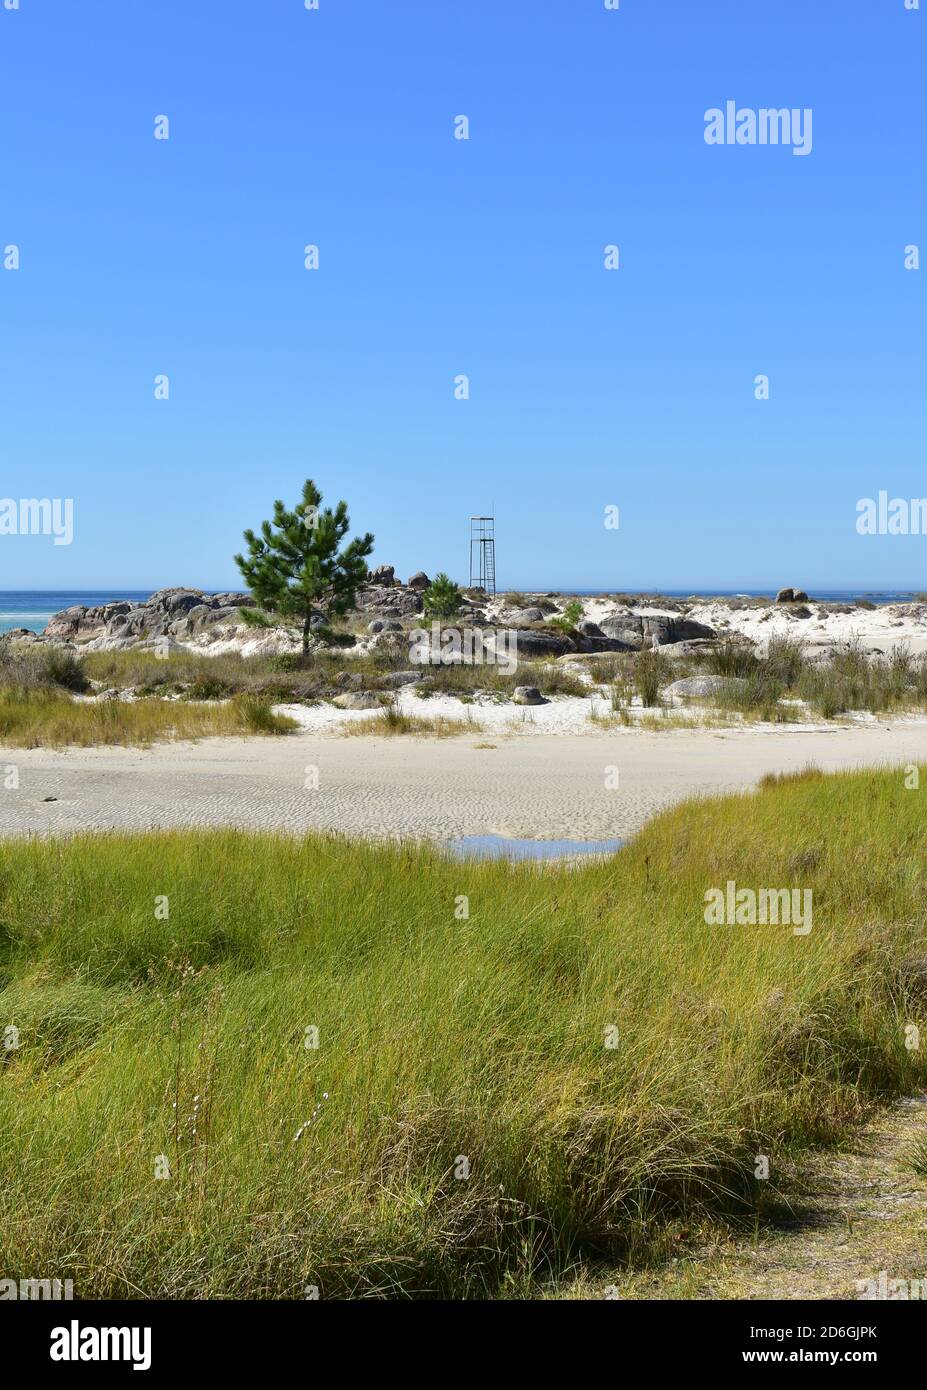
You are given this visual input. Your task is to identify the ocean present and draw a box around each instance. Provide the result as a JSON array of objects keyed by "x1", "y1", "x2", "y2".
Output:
[{"x1": 0, "y1": 589, "x2": 921, "y2": 638}]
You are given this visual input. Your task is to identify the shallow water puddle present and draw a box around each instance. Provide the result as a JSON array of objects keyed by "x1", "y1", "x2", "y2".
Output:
[{"x1": 446, "y1": 835, "x2": 623, "y2": 861}]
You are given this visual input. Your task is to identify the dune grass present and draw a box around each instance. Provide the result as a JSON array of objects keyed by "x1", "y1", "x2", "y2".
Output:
[
  {"x1": 0, "y1": 765, "x2": 925, "y2": 1297},
  {"x1": 339, "y1": 703, "x2": 483, "y2": 737},
  {"x1": 692, "y1": 636, "x2": 927, "y2": 720},
  {"x1": 0, "y1": 687, "x2": 297, "y2": 748}
]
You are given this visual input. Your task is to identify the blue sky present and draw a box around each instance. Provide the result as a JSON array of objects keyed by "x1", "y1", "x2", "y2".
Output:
[{"x1": 0, "y1": 0, "x2": 924, "y2": 592}]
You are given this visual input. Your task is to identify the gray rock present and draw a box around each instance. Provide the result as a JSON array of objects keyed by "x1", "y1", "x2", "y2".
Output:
[
  {"x1": 598, "y1": 613, "x2": 716, "y2": 648},
  {"x1": 483, "y1": 628, "x2": 573, "y2": 659},
  {"x1": 148, "y1": 588, "x2": 206, "y2": 614},
  {"x1": 644, "y1": 616, "x2": 716, "y2": 646},
  {"x1": 660, "y1": 638, "x2": 723, "y2": 659},
  {"x1": 121, "y1": 607, "x2": 153, "y2": 634},
  {"x1": 513, "y1": 686, "x2": 545, "y2": 705},
  {"x1": 407, "y1": 571, "x2": 430, "y2": 591},
  {"x1": 368, "y1": 564, "x2": 395, "y2": 586},
  {"x1": 332, "y1": 692, "x2": 382, "y2": 710},
  {"x1": 577, "y1": 620, "x2": 604, "y2": 637},
  {"x1": 664, "y1": 675, "x2": 745, "y2": 699},
  {"x1": 139, "y1": 636, "x2": 185, "y2": 656},
  {"x1": 44, "y1": 605, "x2": 106, "y2": 641},
  {"x1": 577, "y1": 636, "x2": 638, "y2": 653},
  {"x1": 600, "y1": 621, "x2": 645, "y2": 649},
  {"x1": 209, "y1": 592, "x2": 255, "y2": 609},
  {"x1": 556, "y1": 650, "x2": 619, "y2": 666},
  {"x1": 356, "y1": 586, "x2": 423, "y2": 615},
  {"x1": 505, "y1": 606, "x2": 545, "y2": 625},
  {"x1": 184, "y1": 605, "x2": 238, "y2": 629},
  {"x1": 382, "y1": 670, "x2": 424, "y2": 688}
]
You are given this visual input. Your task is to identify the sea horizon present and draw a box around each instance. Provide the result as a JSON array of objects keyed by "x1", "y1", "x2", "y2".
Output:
[{"x1": 0, "y1": 586, "x2": 921, "y2": 638}]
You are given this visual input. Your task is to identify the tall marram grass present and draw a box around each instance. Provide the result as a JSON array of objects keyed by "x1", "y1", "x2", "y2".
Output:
[
  {"x1": 1, "y1": 766, "x2": 925, "y2": 1297},
  {"x1": 0, "y1": 687, "x2": 297, "y2": 747}
]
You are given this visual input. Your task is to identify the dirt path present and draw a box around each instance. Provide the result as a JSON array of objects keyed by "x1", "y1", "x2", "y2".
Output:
[{"x1": 612, "y1": 1096, "x2": 927, "y2": 1300}]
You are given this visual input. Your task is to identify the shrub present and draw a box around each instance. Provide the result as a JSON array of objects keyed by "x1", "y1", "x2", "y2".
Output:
[
  {"x1": 231, "y1": 694, "x2": 297, "y2": 735},
  {"x1": 423, "y1": 573, "x2": 463, "y2": 620},
  {"x1": 186, "y1": 674, "x2": 233, "y2": 701},
  {"x1": 703, "y1": 642, "x2": 760, "y2": 679},
  {"x1": 550, "y1": 600, "x2": 584, "y2": 634},
  {"x1": 765, "y1": 635, "x2": 805, "y2": 687},
  {"x1": 37, "y1": 648, "x2": 89, "y2": 693},
  {"x1": 634, "y1": 648, "x2": 669, "y2": 707},
  {"x1": 267, "y1": 651, "x2": 314, "y2": 674}
]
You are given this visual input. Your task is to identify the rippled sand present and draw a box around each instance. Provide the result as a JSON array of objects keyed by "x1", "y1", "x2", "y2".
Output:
[{"x1": 1, "y1": 722, "x2": 924, "y2": 843}]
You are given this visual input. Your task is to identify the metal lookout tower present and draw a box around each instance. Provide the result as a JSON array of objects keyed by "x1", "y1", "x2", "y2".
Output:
[{"x1": 469, "y1": 516, "x2": 496, "y2": 596}]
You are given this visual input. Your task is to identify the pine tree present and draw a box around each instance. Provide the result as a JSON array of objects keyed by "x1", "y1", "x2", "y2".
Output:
[
  {"x1": 423, "y1": 572, "x2": 462, "y2": 620},
  {"x1": 234, "y1": 480, "x2": 374, "y2": 650}
]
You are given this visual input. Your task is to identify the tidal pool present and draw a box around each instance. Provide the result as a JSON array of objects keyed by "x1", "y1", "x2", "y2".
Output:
[{"x1": 445, "y1": 835, "x2": 623, "y2": 861}]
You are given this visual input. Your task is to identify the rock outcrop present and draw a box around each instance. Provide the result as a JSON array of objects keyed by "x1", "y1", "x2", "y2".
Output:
[
  {"x1": 483, "y1": 628, "x2": 574, "y2": 659},
  {"x1": 44, "y1": 589, "x2": 258, "y2": 651},
  {"x1": 368, "y1": 564, "x2": 396, "y2": 586},
  {"x1": 354, "y1": 586, "x2": 423, "y2": 616},
  {"x1": 598, "y1": 612, "x2": 716, "y2": 648},
  {"x1": 36, "y1": 585, "x2": 716, "y2": 662}
]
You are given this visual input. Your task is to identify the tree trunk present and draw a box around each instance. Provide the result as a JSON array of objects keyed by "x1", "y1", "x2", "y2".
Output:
[{"x1": 302, "y1": 611, "x2": 312, "y2": 652}]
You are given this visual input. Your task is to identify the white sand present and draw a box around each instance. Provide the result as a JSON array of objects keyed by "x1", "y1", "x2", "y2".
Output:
[
  {"x1": 686, "y1": 599, "x2": 927, "y2": 655},
  {"x1": 483, "y1": 594, "x2": 927, "y2": 657},
  {"x1": 2, "y1": 720, "x2": 925, "y2": 845}
]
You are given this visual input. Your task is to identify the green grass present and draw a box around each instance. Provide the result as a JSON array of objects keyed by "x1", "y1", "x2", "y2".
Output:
[
  {"x1": 1, "y1": 765, "x2": 925, "y2": 1297},
  {"x1": 0, "y1": 687, "x2": 297, "y2": 747}
]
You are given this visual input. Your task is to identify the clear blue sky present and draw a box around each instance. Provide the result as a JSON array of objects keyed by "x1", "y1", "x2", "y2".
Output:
[{"x1": 1, "y1": 0, "x2": 924, "y2": 593}]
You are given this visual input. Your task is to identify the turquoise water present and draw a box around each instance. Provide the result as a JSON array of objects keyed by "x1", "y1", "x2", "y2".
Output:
[{"x1": 446, "y1": 835, "x2": 623, "y2": 861}]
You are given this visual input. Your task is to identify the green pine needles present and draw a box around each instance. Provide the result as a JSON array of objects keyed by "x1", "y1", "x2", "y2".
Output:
[{"x1": 234, "y1": 480, "x2": 374, "y2": 649}]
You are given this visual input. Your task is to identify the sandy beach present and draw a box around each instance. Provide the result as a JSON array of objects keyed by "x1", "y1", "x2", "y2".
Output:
[{"x1": 2, "y1": 720, "x2": 925, "y2": 843}]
